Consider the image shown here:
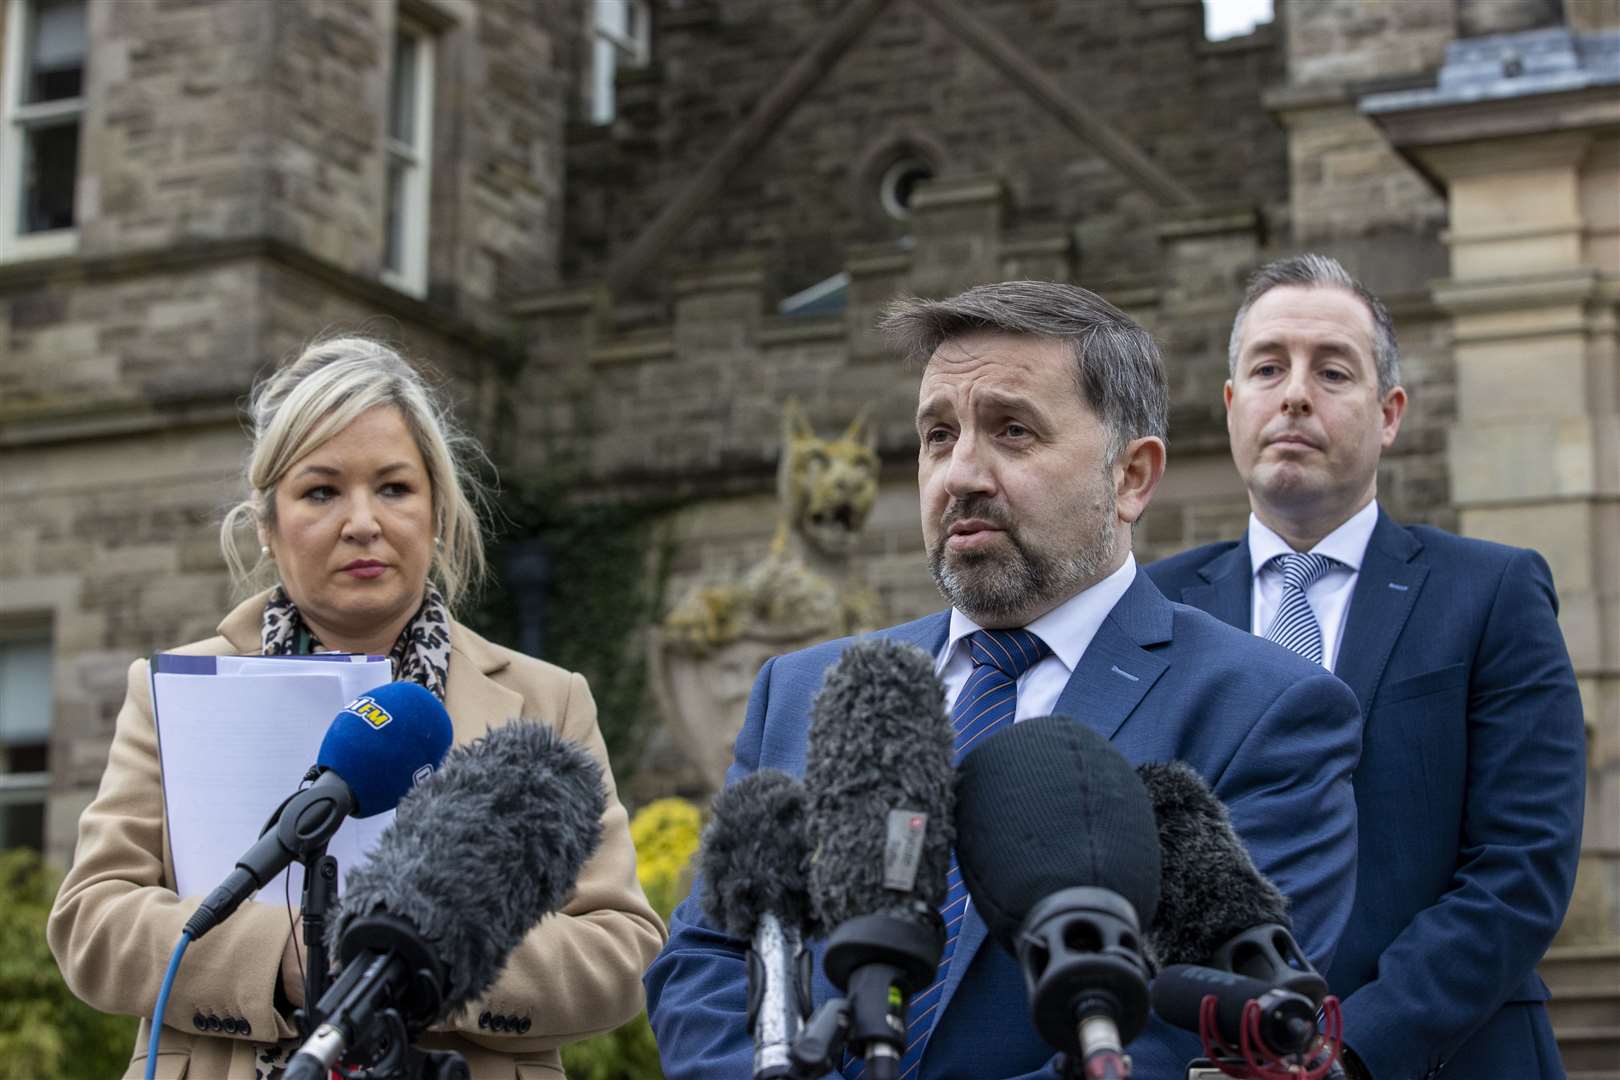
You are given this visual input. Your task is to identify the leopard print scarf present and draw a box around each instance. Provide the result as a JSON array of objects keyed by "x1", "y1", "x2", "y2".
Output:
[{"x1": 259, "y1": 583, "x2": 452, "y2": 701}]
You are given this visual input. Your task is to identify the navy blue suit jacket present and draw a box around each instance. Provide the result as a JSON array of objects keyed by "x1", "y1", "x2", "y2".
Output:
[
  {"x1": 647, "y1": 570, "x2": 1363, "y2": 1080},
  {"x1": 1148, "y1": 509, "x2": 1585, "y2": 1080}
]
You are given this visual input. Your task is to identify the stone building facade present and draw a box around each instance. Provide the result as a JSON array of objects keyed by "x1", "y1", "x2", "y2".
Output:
[
  {"x1": 0, "y1": 0, "x2": 581, "y2": 858},
  {"x1": 2, "y1": 0, "x2": 1617, "y2": 1053}
]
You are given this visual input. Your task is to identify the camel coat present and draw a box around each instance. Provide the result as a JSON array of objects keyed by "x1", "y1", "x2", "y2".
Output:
[{"x1": 47, "y1": 591, "x2": 666, "y2": 1079}]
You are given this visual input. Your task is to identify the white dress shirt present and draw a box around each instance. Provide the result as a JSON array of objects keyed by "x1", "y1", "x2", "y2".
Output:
[
  {"x1": 936, "y1": 553, "x2": 1138, "y2": 717},
  {"x1": 1247, "y1": 499, "x2": 1379, "y2": 673}
]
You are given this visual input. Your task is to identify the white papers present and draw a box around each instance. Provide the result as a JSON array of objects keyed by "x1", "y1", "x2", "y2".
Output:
[{"x1": 151, "y1": 654, "x2": 395, "y2": 905}]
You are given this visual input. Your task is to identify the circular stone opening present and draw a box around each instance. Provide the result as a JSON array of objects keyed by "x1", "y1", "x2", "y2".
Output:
[{"x1": 879, "y1": 157, "x2": 935, "y2": 219}]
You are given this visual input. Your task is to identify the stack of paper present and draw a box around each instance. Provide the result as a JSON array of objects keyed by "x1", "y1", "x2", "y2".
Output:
[{"x1": 150, "y1": 653, "x2": 396, "y2": 905}]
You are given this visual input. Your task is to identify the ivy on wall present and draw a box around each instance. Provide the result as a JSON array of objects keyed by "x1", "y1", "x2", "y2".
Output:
[{"x1": 463, "y1": 474, "x2": 679, "y2": 786}]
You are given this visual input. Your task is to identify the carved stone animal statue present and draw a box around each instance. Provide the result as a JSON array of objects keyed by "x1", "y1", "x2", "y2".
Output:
[{"x1": 662, "y1": 400, "x2": 884, "y2": 653}]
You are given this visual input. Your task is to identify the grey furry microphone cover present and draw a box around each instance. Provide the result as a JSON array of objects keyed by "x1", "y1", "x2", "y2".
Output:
[
  {"x1": 804, "y1": 638, "x2": 955, "y2": 925},
  {"x1": 700, "y1": 768, "x2": 819, "y2": 938},
  {"x1": 1136, "y1": 760, "x2": 1290, "y2": 968},
  {"x1": 327, "y1": 720, "x2": 607, "y2": 1015}
]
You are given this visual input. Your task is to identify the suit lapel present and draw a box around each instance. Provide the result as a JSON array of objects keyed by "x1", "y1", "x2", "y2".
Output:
[
  {"x1": 1180, "y1": 540, "x2": 1253, "y2": 631},
  {"x1": 879, "y1": 612, "x2": 951, "y2": 656},
  {"x1": 443, "y1": 623, "x2": 526, "y2": 746},
  {"x1": 1054, "y1": 584, "x2": 1172, "y2": 742},
  {"x1": 931, "y1": 571, "x2": 1174, "y2": 1038},
  {"x1": 1334, "y1": 509, "x2": 1426, "y2": 710}
]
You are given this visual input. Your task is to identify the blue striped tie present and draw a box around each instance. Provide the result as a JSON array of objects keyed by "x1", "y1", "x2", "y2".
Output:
[
  {"x1": 1262, "y1": 552, "x2": 1337, "y2": 666},
  {"x1": 846, "y1": 628, "x2": 1049, "y2": 1080}
]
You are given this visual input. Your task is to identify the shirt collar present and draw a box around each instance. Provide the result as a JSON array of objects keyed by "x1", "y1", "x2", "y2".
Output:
[
  {"x1": 940, "y1": 552, "x2": 1138, "y2": 675},
  {"x1": 1247, "y1": 498, "x2": 1380, "y2": 577}
]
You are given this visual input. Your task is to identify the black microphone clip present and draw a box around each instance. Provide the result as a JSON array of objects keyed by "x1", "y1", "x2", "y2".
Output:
[
  {"x1": 805, "y1": 902, "x2": 944, "y2": 1080},
  {"x1": 1210, "y1": 924, "x2": 1327, "y2": 1005},
  {"x1": 1014, "y1": 887, "x2": 1150, "y2": 1080},
  {"x1": 283, "y1": 911, "x2": 463, "y2": 1080},
  {"x1": 183, "y1": 770, "x2": 354, "y2": 941}
]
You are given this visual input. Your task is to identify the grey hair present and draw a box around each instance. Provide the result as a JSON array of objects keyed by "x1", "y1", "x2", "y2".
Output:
[
  {"x1": 1228, "y1": 254, "x2": 1402, "y2": 397},
  {"x1": 879, "y1": 280, "x2": 1169, "y2": 461},
  {"x1": 220, "y1": 335, "x2": 490, "y2": 609}
]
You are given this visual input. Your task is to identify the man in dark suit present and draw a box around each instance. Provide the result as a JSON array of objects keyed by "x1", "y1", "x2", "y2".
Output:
[
  {"x1": 647, "y1": 280, "x2": 1363, "y2": 1080},
  {"x1": 1148, "y1": 254, "x2": 1586, "y2": 1080}
]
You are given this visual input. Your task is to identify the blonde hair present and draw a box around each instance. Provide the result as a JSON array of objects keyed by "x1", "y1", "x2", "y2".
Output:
[{"x1": 221, "y1": 335, "x2": 490, "y2": 609}]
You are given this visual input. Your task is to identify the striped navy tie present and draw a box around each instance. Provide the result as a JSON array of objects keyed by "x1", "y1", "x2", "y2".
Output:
[
  {"x1": 845, "y1": 628, "x2": 1049, "y2": 1080},
  {"x1": 1262, "y1": 551, "x2": 1337, "y2": 666}
]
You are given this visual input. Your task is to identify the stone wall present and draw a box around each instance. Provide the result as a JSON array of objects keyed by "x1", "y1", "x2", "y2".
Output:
[
  {"x1": 564, "y1": 0, "x2": 1287, "y2": 308},
  {"x1": 0, "y1": 0, "x2": 583, "y2": 866}
]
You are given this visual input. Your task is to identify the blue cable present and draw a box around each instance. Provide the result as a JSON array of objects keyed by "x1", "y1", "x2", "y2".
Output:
[{"x1": 147, "y1": 930, "x2": 192, "y2": 1080}]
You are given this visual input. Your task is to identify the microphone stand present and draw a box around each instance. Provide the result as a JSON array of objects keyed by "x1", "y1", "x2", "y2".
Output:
[{"x1": 295, "y1": 850, "x2": 338, "y2": 1033}]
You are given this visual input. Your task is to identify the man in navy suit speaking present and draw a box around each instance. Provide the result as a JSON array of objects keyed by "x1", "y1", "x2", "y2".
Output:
[
  {"x1": 1148, "y1": 255, "x2": 1586, "y2": 1079},
  {"x1": 646, "y1": 280, "x2": 1364, "y2": 1080}
]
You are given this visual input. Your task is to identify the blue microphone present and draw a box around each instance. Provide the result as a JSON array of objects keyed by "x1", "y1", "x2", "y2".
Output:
[{"x1": 183, "y1": 681, "x2": 453, "y2": 940}]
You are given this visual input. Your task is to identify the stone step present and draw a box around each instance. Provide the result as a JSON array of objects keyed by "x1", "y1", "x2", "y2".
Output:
[
  {"x1": 1542, "y1": 946, "x2": 1620, "y2": 995},
  {"x1": 1558, "y1": 1027, "x2": 1620, "y2": 1073},
  {"x1": 1549, "y1": 988, "x2": 1620, "y2": 1029}
]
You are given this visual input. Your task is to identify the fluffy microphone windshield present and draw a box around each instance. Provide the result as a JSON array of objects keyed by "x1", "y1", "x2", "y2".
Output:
[
  {"x1": 955, "y1": 716, "x2": 1161, "y2": 952},
  {"x1": 804, "y1": 638, "x2": 954, "y2": 926},
  {"x1": 328, "y1": 720, "x2": 606, "y2": 1016},
  {"x1": 700, "y1": 769, "x2": 818, "y2": 939},
  {"x1": 1136, "y1": 761, "x2": 1289, "y2": 967}
]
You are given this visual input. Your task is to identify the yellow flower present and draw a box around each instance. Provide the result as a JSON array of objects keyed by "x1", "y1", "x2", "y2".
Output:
[{"x1": 629, "y1": 797, "x2": 703, "y2": 919}]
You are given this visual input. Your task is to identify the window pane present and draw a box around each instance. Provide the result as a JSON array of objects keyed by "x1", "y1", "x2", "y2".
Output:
[
  {"x1": 591, "y1": 37, "x2": 616, "y2": 125},
  {"x1": 17, "y1": 121, "x2": 79, "y2": 234},
  {"x1": 0, "y1": 641, "x2": 52, "y2": 744},
  {"x1": 6, "y1": 743, "x2": 48, "y2": 773},
  {"x1": 24, "y1": 0, "x2": 87, "y2": 104},
  {"x1": 1, "y1": 796, "x2": 46, "y2": 851},
  {"x1": 383, "y1": 156, "x2": 407, "y2": 273},
  {"x1": 388, "y1": 35, "x2": 418, "y2": 146}
]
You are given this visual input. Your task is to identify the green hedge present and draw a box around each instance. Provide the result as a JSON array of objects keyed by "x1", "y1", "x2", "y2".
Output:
[{"x1": 0, "y1": 849, "x2": 139, "y2": 1080}]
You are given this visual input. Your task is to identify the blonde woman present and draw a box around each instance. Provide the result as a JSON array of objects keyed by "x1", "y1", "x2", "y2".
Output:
[{"x1": 48, "y1": 337, "x2": 665, "y2": 1079}]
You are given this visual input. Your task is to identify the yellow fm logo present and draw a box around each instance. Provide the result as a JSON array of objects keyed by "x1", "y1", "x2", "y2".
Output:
[{"x1": 347, "y1": 696, "x2": 393, "y2": 730}]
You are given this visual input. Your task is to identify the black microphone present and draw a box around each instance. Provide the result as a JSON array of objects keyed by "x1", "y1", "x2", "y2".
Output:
[
  {"x1": 283, "y1": 720, "x2": 606, "y2": 1080},
  {"x1": 1137, "y1": 762, "x2": 1344, "y2": 1078},
  {"x1": 699, "y1": 769, "x2": 818, "y2": 1080},
  {"x1": 1135, "y1": 762, "x2": 1325, "y2": 1002},
  {"x1": 183, "y1": 681, "x2": 453, "y2": 941},
  {"x1": 1151, "y1": 966, "x2": 1317, "y2": 1057},
  {"x1": 801, "y1": 638, "x2": 954, "y2": 1080},
  {"x1": 956, "y1": 715, "x2": 1161, "y2": 1080}
]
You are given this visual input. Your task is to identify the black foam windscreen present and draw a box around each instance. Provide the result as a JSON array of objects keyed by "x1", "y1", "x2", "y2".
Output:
[
  {"x1": 804, "y1": 638, "x2": 955, "y2": 927},
  {"x1": 699, "y1": 768, "x2": 818, "y2": 939},
  {"x1": 1151, "y1": 965, "x2": 1317, "y2": 1055},
  {"x1": 955, "y1": 715, "x2": 1161, "y2": 952},
  {"x1": 328, "y1": 720, "x2": 606, "y2": 1017},
  {"x1": 1135, "y1": 761, "x2": 1289, "y2": 968}
]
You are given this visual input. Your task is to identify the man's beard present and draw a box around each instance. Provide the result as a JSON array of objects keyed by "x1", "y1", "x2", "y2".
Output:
[{"x1": 928, "y1": 484, "x2": 1118, "y2": 627}]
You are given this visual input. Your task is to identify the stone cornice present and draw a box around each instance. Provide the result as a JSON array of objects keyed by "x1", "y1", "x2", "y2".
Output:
[
  {"x1": 0, "y1": 397, "x2": 243, "y2": 450},
  {"x1": 0, "y1": 235, "x2": 516, "y2": 360},
  {"x1": 1364, "y1": 85, "x2": 1619, "y2": 154}
]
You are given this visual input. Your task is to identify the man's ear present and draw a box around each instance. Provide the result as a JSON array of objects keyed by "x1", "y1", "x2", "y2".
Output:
[
  {"x1": 1116, "y1": 436, "x2": 1167, "y2": 525},
  {"x1": 1380, "y1": 385, "x2": 1408, "y2": 449}
]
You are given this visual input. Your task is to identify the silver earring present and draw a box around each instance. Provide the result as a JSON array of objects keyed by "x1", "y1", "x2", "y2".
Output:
[
  {"x1": 260, "y1": 544, "x2": 270, "y2": 558},
  {"x1": 434, "y1": 535, "x2": 443, "y2": 547}
]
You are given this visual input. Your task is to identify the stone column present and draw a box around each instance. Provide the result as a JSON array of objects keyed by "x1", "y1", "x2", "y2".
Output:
[{"x1": 1366, "y1": 27, "x2": 1620, "y2": 943}]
